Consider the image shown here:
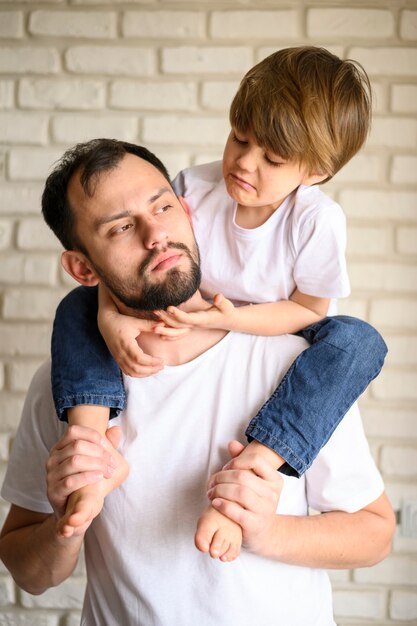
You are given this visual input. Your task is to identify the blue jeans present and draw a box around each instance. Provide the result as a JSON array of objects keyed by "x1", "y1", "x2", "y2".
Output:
[{"x1": 52, "y1": 286, "x2": 387, "y2": 477}]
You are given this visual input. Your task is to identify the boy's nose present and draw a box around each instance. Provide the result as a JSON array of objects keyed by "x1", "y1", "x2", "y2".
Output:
[{"x1": 236, "y1": 149, "x2": 257, "y2": 172}]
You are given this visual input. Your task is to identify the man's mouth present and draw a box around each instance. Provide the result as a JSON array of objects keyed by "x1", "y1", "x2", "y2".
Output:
[
  {"x1": 230, "y1": 173, "x2": 256, "y2": 191},
  {"x1": 150, "y1": 251, "x2": 182, "y2": 272}
]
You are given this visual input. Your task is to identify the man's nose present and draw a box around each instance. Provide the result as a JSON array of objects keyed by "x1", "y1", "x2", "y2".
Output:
[{"x1": 141, "y1": 217, "x2": 168, "y2": 249}]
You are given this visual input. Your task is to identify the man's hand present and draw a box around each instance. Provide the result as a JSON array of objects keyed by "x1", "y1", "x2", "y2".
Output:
[
  {"x1": 206, "y1": 441, "x2": 283, "y2": 556},
  {"x1": 155, "y1": 293, "x2": 237, "y2": 331},
  {"x1": 46, "y1": 425, "x2": 121, "y2": 533}
]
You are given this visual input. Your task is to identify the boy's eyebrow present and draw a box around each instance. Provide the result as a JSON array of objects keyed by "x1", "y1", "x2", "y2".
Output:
[{"x1": 94, "y1": 187, "x2": 173, "y2": 230}]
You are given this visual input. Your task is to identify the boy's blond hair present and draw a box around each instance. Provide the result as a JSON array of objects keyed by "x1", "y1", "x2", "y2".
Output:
[{"x1": 229, "y1": 46, "x2": 372, "y2": 181}]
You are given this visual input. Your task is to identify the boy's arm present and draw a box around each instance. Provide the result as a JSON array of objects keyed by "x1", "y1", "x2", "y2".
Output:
[
  {"x1": 208, "y1": 444, "x2": 395, "y2": 569},
  {"x1": 155, "y1": 289, "x2": 330, "y2": 336}
]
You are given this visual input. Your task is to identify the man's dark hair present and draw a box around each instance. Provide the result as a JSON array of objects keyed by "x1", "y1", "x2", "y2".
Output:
[{"x1": 41, "y1": 138, "x2": 171, "y2": 252}]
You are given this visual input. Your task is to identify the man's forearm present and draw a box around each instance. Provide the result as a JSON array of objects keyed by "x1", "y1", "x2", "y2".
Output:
[
  {"x1": 257, "y1": 494, "x2": 395, "y2": 569},
  {"x1": 0, "y1": 513, "x2": 83, "y2": 595}
]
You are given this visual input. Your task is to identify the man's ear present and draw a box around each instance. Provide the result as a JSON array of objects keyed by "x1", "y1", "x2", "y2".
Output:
[
  {"x1": 178, "y1": 195, "x2": 193, "y2": 225},
  {"x1": 61, "y1": 250, "x2": 100, "y2": 286}
]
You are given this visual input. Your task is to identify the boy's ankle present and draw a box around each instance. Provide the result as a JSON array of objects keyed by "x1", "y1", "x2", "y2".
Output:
[{"x1": 245, "y1": 440, "x2": 284, "y2": 470}]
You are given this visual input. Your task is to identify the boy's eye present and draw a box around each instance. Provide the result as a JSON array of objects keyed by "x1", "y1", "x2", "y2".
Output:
[
  {"x1": 265, "y1": 154, "x2": 285, "y2": 167},
  {"x1": 232, "y1": 133, "x2": 247, "y2": 146}
]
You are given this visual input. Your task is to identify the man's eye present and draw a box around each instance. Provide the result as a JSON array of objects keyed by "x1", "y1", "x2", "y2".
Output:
[
  {"x1": 155, "y1": 204, "x2": 171, "y2": 214},
  {"x1": 112, "y1": 223, "x2": 133, "y2": 235}
]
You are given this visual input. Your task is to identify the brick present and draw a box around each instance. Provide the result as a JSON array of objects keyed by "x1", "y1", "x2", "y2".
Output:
[
  {"x1": 52, "y1": 114, "x2": 138, "y2": 144},
  {"x1": 0, "y1": 80, "x2": 13, "y2": 109},
  {"x1": 349, "y1": 261, "x2": 417, "y2": 293},
  {"x1": 0, "y1": 433, "x2": 10, "y2": 461},
  {"x1": 162, "y1": 47, "x2": 252, "y2": 75},
  {"x1": 0, "y1": 113, "x2": 48, "y2": 145},
  {"x1": 390, "y1": 155, "x2": 417, "y2": 185},
  {"x1": 372, "y1": 369, "x2": 417, "y2": 402},
  {"x1": 391, "y1": 589, "x2": 417, "y2": 620},
  {"x1": 397, "y1": 227, "x2": 417, "y2": 255},
  {"x1": 371, "y1": 82, "x2": 388, "y2": 114},
  {"x1": 335, "y1": 154, "x2": 380, "y2": 183},
  {"x1": 109, "y1": 80, "x2": 197, "y2": 111},
  {"x1": 393, "y1": 525, "x2": 417, "y2": 555},
  {"x1": 21, "y1": 578, "x2": 85, "y2": 609},
  {"x1": 29, "y1": 10, "x2": 116, "y2": 38},
  {"x1": 340, "y1": 190, "x2": 417, "y2": 222},
  {"x1": 7, "y1": 360, "x2": 45, "y2": 392},
  {"x1": 363, "y1": 408, "x2": 417, "y2": 439},
  {"x1": 0, "y1": 364, "x2": 3, "y2": 391},
  {"x1": 367, "y1": 117, "x2": 417, "y2": 149},
  {"x1": 153, "y1": 151, "x2": 190, "y2": 182},
  {"x1": 0, "y1": 47, "x2": 60, "y2": 74},
  {"x1": 3, "y1": 288, "x2": 68, "y2": 321},
  {"x1": 385, "y1": 335, "x2": 417, "y2": 365},
  {"x1": 0, "y1": 574, "x2": 15, "y2": 605},
  {"x1": 380, "y1": 445, "x2": 417, "y2": 477},
  {"x1": 19, "y1": 78, "x2": 105, "y2": 110},
  {"x1": 333, "y1": 589, "x2": 385, "y2": 619},
  {"x1": 0, "y1": 323, "x2": 51, "y2": 356},
  {"x1": 143, "y1": 115, "x2": 229, "y2": 146},
  {"x1": 327, "y1": 569, "x2": 349, "y2": 583},
  {"x1": 0, "y1": 393, "x2": 25, "y2": 431},
  {"x1": 0, "y1": 254, "x2": 24, "y2": 283},
  {"x1": 354, "y1": 555, "x2": 417, "y2": 585},
  {"x1": 17, "y1": 218, "x2": 61, "y2": 251},
  {"x1": 307, "y1": 8, "x2": 393, "y2": 38},
  {"x1": 210, "y1": 10, "x2": 298, "y2": 39},
  {"x1": 193, "y1": 151, "x2": 225, "y2": 167},
  {"x1": 8, "y1": 148, "x2": 64, "y2": 181},
  {"x1": 64, "y1": 613, "x2": 83, "y2": 626},
  {"x1": 0, "y1": 11, "x2": 23, "y2": 38},
  {"x1": 336, "y1": 297, "x2": 367, "y2": 320},
  {"x1": 23, "y1": 254, "x2": 59, "y2": 286},
  {"x1": 347, "y1": 225, "x2": 392, "y2": 257},
  {"x1": 122, "y1": 11, "x2": 204, "y2": 38},
  {"x1": 0, "y1": 612, "x2": 59, "y2": 626},
  {"x1": 201, "y1": 81, "x2": 239, "y2": 111},
  {"x1": 370, "y1": 298, "x2": 417, "y2": 330},
  {"x1": 66, "y1": 46, "x2": 155, "y2": 76},
  {"x1": 349, "y1": 47, "x2": 417, "y2": 76},
  {"x1": 400, "y1": 10, "x2": 417, "y2": 40},
  {"x1": 0, "y1": 185, "x2": 42, "y2": 214},
  {"x1": 0, "y1": 219, "x2": 12, "y2": 249},
  {"x1": 391, "y1": 84, "x2": 417, "y2": 113}
]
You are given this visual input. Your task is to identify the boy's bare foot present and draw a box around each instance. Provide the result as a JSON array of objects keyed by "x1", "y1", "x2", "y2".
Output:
[
  {"x1": 195, "y1": 505, "x2": 242, "y2": 562},
  {"x1": 57, "y1": 444, "x2": 129, "y2": 538}
]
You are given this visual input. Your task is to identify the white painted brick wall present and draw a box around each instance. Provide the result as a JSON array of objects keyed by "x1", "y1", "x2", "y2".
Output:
[{"x1": 0, "y1": 2, "x2": 416, "y2": 624}]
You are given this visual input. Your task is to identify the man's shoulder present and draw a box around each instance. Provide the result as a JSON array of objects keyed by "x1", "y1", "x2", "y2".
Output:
[{"x1": 172, "y1": 161, "x2": 223, "y2": 200}]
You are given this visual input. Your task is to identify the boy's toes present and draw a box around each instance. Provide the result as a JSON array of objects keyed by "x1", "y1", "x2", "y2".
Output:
[
  {"x1": 209, "y1": 530, "x2": 228, "y2": 559},
  {"x1": 220, "y1": 542, "x2": 241, "y2": 563}
]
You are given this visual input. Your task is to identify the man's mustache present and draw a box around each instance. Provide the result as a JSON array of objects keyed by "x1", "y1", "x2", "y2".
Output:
[{"x1": 138, "y1": 242, "x2": 194, "y2": 276}]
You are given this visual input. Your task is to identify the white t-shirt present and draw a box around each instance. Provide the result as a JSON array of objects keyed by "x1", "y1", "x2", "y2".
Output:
[
  {"x1": 173, "y1": 161, "x2": 350, "y2": 314},
  {"x1": 2, "y1": 332, "x2": 383, "y2": 626}
]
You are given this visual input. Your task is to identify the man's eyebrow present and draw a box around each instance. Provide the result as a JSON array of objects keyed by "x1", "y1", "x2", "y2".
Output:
[
  {"x1": 95, "y1": 210, "x2": 132, "y2": 230},
  {"x1": 148, "y1": 187, "x2": 173, "y2": 204}
]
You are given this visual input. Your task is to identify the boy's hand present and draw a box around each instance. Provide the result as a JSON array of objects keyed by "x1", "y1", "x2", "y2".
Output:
[
  {"x1": 155, "y1": 293, "x2": 237, "y2": 331},
  {"x1": 99, "y1": 311, "x2": 165, "y2": 377}
]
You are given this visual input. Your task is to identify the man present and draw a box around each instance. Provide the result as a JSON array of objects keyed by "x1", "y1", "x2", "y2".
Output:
[{"x1": 0, "y1": 140, "x2": 394, "y2": 626}]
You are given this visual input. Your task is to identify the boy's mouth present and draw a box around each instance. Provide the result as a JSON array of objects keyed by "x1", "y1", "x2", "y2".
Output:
[{"x1": 230, "y1": 173, "x2": 256, "y2": 191}]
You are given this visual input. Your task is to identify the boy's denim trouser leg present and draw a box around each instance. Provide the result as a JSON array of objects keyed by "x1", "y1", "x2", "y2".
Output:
[
  {"x1": 245, "y1": 316, "x2": 387, "y2": 477},
  {"x1": 52, "y1": 287, "x2": 387, "y2": 477},
  {"x1": 51, "y1": 285, "x2": 125, "y2": 421}
]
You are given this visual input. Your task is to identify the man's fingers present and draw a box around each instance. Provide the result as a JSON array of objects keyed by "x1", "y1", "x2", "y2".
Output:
[{"x1": 223, "y1": 451, "x2": 280, "y2": 482}]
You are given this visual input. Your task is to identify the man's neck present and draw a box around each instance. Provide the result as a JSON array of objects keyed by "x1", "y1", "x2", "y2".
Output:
[{"x1": 120, "y1": 291, "x2": 228, "y2": 367}]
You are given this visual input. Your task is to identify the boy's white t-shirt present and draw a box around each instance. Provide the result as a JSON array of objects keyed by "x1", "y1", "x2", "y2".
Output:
[
  {"x1": 173, "y1": 161, "x2": 350, "y2": 314},
  {"x1": 2, "y1": 332, "x2": 383, "y2": 626}
]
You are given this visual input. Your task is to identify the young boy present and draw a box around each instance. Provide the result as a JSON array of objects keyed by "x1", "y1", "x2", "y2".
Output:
[{"x1": 48, "y1": 47, "x2": 386, "y2": 561}]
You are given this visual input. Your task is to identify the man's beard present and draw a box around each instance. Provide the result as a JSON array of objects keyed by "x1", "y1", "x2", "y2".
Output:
[{"x1": 93, "y1": 241, "x2": 202, "y2": 312}]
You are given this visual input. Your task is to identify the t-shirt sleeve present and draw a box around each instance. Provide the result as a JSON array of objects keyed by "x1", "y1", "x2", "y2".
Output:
[
  {"x1": 305, "y1": 403, "x2": 384, "y2": 513},
  {"x1": 1, "y1": 360, "x2": 65, "y2": 514},
  {"x1": 293, "y1": 202, "x2": 350, "y2": 299}
]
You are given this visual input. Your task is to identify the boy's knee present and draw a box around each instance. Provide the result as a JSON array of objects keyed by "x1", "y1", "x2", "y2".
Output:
[{"x1": 330, "y1": 316, "x2": 387, "y2": 360}]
